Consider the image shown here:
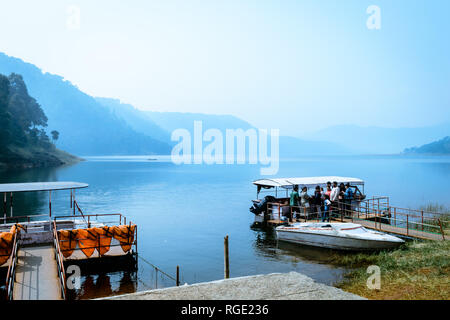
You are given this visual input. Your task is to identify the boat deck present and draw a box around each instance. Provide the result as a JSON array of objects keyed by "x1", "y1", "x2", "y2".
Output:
[{"x1": 13, "y1": 245, "x2": 62, "y2": 300}]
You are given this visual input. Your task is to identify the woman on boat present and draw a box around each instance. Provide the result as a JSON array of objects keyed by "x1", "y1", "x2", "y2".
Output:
[
  {"x1": 338, "y1": 183, "x2": 346, "y2": 215},
  {"x1": 322, "y1": 195, "x2": 331, "y2": 222},
  {"x1": 289, "y1": 185, "x2": 300, "y2": 221},
  {"x1": 299, "y1": 187, "x2": 311, "y2": 217},
  {"x1": 325, "y1": 183, "x2": 332, "y2": 198}
]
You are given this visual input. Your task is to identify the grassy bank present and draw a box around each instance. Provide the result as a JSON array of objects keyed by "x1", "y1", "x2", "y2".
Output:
[{"x1": 334, "y1": 240, "x2": 449, "y2": 300}]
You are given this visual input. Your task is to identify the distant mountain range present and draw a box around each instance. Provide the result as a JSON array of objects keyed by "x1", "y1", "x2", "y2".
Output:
[
  {"x1": 301, "y1": 124, "x2": 450, "y2": 154},
  {"x1": 404, "y1": 136, "x2": 450, "y2": 154},
  {"x1": 0, "y1": 53, "x2": 171, "y2": 156},
  {"x1": 1, "y1": 52, "x2": 448, "y2": 157},
  {"x1": 96, "y1": 98, "x2": 349, "y2": 157}
]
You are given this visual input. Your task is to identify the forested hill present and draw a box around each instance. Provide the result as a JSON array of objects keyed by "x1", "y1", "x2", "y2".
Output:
[
  {"x1": 404, "y1": 136, "x2": 450, "y2": 154},
  {"x1": 0, "y1": 52, "x2": 171, "y2": 156},
  {"x1": 0, "y1": 73, "x2": 79, "y2": 168}
]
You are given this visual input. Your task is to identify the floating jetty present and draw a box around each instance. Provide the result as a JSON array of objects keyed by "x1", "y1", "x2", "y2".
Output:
[
  {"x1": 0, "y1": 182, "x2": 137, "y2": 300},
  {"x1": 100, "y1": 272, "x2": 365, "y2": 300}
]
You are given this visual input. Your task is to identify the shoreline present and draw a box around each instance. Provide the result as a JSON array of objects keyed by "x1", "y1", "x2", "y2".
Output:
[
  {"x1": 0, "y1": 148, "x2": 83, "y2": 170},
  {"x1": 99, "y1": 272, "x2": 365, "y2": 300}
]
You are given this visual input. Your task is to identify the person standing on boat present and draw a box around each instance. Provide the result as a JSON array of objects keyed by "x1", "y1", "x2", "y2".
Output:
[
  {"x1": 344, "y1": 183, "x2": 354, "y2": 215},
  {"x1": 325, "y1": 182, "x2": 332, "y2": 198},
  {"x1": 289, "y1": 185, "x2": 300, "y2": 221},
  {"x1": 323, "y1": 195, "x2": 331, "y2": 222},
  {"x1": 299, "y1": 187, "x2": 311, "y2": 218},
  {"x1": 338, "y1": 183, "x2": 346, "y2": 215},
  {"x1": 330, "y1": 181, "x2": 340, "y2": 217},
  {"x1": 313, "y1": 186, "x2": 322, "y2": 219}
]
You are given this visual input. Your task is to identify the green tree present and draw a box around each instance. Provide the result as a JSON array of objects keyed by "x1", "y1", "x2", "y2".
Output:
[
  {"x1": 0, "y1": 72, "x2": 52, "y2": 150},
  {"x1": 51, "y1": 130, "x2": 60, "y2": 144}
]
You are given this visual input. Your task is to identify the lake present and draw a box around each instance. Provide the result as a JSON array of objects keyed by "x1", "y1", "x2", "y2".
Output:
[{"x1": 1, "y1": 154, "x2": 449, "y2": 299}]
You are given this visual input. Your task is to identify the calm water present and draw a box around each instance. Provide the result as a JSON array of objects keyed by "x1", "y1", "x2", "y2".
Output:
[{"x1": 1, "y1": 155, "x2": 449, "y2": 299}]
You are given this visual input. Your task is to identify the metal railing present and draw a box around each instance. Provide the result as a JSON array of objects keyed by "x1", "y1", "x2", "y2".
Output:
[
  {"x1": 332, "y1": 199, "x2": 447, "y2": 240},
  {"x1": 2, "y1": 214, "x2": 50, "y2": 225},
  {"x1": 5, "y1": 232, "x2": 19, "y2": 300},
  {"x1": 266, "y1": 202, "x2": 319, "y2": 221},
  {"x1": 53, "y1": 213, "x2": 127, "y2": 228},
  {"x1": 266, "y1": 202, "x2": 286, "y2": 221},
  {"x1": 53, "y1": 220, "x2": 67, "y2": 300}
]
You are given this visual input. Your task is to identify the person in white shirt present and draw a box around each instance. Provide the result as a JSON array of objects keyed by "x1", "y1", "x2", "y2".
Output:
[
  {"x1": 330, "y1": 181, "x2": 340, "y2": 217},
  {"x1": 330, "y1": 181, "x2": 339, "y2": 202}
]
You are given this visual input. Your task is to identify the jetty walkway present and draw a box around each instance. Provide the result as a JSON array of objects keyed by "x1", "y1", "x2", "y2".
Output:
[
  {"x1": 12, "y1": 245, "x2": 62, "y2": 300},
  {"x1": 266, "y1": 196, "x2": 449, "y2": 241}
]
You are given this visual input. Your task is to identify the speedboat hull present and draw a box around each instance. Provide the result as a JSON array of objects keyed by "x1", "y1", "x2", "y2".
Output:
[{"x1": 276, "y1": 222, "x2": 404, "y2": 251}]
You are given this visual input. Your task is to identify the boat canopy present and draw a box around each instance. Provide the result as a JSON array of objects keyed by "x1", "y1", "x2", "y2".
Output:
[
  {"x1": 253, "y1": 176, "x2": 364, "y2": 189},
  {"x1": 0, "y1": 182, "x2": 89, "y2": 193}
]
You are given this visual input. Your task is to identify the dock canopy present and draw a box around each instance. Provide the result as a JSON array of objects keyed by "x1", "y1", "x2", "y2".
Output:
[
  {"x1": 253, "y1": 176, "x2": 364, "y2": 190},
  {"x1": 0, "y1": 182, "x2": 89, "y2": 193}
]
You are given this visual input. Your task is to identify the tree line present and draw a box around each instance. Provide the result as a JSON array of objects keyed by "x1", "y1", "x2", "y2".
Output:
[{"x1": 0, "y1": 73, "x2": 59, "y2": 154}]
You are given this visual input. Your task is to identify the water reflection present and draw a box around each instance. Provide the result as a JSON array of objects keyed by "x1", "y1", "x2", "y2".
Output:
[
  {"x1": 69, "y1": 272, "x2": 138, "y2": 300},
  {"x1": 65, "y1": 255, "x2": 179, "y2": 300}
]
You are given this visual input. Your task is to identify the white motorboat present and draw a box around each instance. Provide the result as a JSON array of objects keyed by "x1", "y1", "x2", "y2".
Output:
[{"x1": 276, "y1": 222, "x2": 404, "y2": 251}]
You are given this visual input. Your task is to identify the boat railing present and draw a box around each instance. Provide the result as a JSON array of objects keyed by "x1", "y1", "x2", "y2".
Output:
[
  {"x1": 53, "y1": 213, "x2": 127, "y2": 228},
  {"x1": 266, "y1": 202, "x2": 289, "y2": 221},
  {"x1": 53, "y1": 220, "x2": 67, "y2": 300},
  {"x1": 5, "y1": 232, "x2": 19, "y2": 300},
  {"x1": 1, "y1": 214, "x2": 51, "y2": 225},
  {"x1": 289, "y1": 205, "x2": 316, "y2": 220}
]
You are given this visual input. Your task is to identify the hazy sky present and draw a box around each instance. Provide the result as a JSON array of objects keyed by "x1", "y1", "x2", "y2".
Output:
[{"x1": 0, "y1": 0, "x2": 449, "y2": 136}]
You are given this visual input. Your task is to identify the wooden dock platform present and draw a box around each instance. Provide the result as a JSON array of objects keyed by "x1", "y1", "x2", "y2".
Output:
[
  {"x1": 338, "y1": 217, "x2": 448, "y2": 241},
  {"x1": 266, "y1": 218, "x2": 448, "y2": 241},
  {"x1": 13, "y1": 245, "x2": 62, "y2": 300}
]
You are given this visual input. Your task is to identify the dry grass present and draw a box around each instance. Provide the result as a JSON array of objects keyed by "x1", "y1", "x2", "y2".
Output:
[{"x1": 334, "y1": 240, "x2": 450, "y2": 300}]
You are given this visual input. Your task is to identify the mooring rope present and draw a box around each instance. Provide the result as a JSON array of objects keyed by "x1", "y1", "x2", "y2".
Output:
[{"x1": 137, "y1": 255, "x2": 177, "y2": 282}]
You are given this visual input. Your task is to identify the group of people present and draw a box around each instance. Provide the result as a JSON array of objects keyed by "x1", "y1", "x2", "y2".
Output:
[{"x1": 289, "y1": 181, "x2": 354, "y2": 222}]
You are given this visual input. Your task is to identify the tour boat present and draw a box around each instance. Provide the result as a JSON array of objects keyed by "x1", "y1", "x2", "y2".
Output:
[
  {"x1": 276, "y1": 222, "x2": 404, "y2": 251},
  {"x1": 250, "y1": 176, "x2": 366, "y2": 224}
]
